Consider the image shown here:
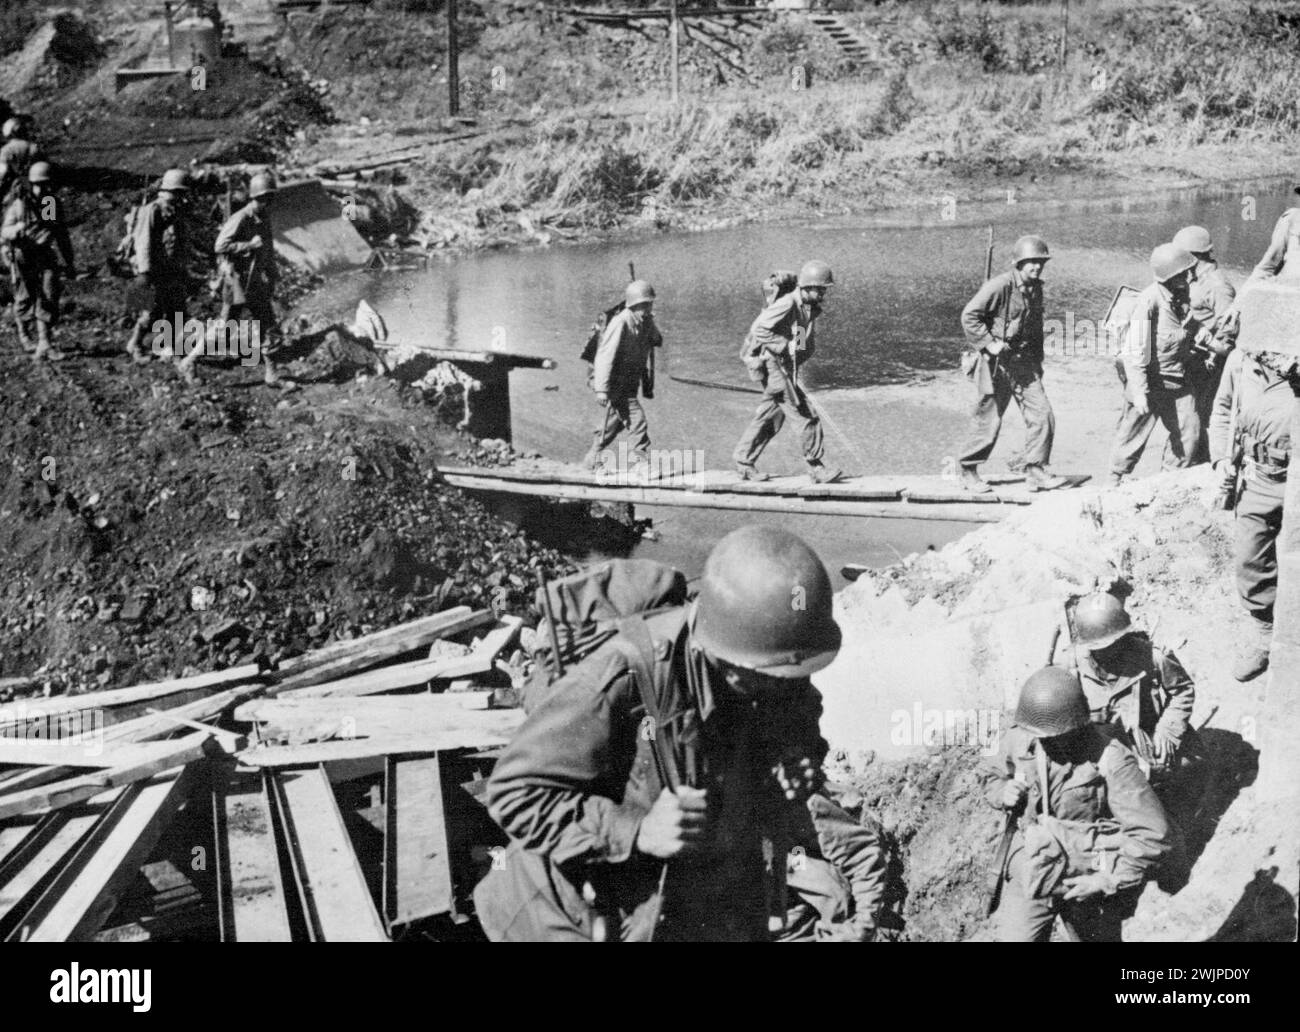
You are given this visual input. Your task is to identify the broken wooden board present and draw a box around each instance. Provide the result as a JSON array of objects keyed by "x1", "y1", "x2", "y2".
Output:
[
  {"x1": 237, "y1": 714, "x2": 522, "y2": 768},
  {"x1": 275, "y1": 766, "x2": 388, "y2": 941},
  {"x1": 383, "y1": 755, "x2": 453, "y2": 928},
  {"x1": 214, "y1": 770, "x2": 293, "y2": 942},
  {"x1": 13, "y1": 768, "x2": 196, "y2": 942},
  {"x1": 0, "y1": 733, "x2": 212, "y2": 823},
  {"x1": 0, "y1": 734, "x2": 223, "y2": 770},
  {"x1": 270, "y1": 607, "x2": 494, "y2": 695}
]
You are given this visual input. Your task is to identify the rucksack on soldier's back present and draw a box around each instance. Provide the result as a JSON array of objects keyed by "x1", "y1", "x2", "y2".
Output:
[
  {"x1": 521, "y1": 558, "x2": 689, "y2": 713},
  {"x1": 739, "y1": 270, "x2": 798, "y2": 381}
]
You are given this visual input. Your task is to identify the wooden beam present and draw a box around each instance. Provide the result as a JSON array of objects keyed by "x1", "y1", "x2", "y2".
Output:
[
  {"x1": 275, "y1": 767, "x2": 388, "y2": 941},
  {"x1": 0, "y1": 733, "x2": 212, "y2": 823},
  {"x1": 383, "y1": 755, "x2": 453, "y2": 927},
  {"x1": 0, "y1": 820, "x2": 39, "y2": 867},
  {"x1": 214, "y1": 771, "x2": 293, "y2": 942},
  {"x1": 269, "y1": 607, "x2": 494, "y2": 694},
  {"x1": 12, "y1": 769, "x2": 196, "y2": 942},
  {"x1": 0, "y1": 735, "x2": 219, "y2": 770}
]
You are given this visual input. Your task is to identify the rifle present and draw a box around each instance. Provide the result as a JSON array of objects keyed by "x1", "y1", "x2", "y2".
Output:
[{"x1": 985, "y1": 225, "x2": 994, "y2": 282}]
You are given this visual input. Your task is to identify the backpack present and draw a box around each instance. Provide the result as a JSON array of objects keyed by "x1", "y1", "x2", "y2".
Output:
[
  {"x1": 579, "y1": 299, "x2": 626, "y2": 367},
  {"x1": 740, "y1": 270, "x2": 798, "y2": 381},
  {"x1": 110, "y1": 197, "x2": 147, "y2": 278}
]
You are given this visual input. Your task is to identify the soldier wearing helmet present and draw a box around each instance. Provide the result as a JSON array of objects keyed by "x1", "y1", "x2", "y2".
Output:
[
  {"x1": 1240, "y1": 173, "x2": 1300, "y2": 284},
  {"x1": 474, "y1": 525, "x2": 874, "y2": 941},
  {"x1": 1107, "y1": 243, "x2": 1210, "y2": 484},
  {"x1": 980, "y1": 665, "x2": 1172, "y2": 942},
  {"x1": 1171, "y1": 226, "x2": 1237, "y2": 459},
  {"x1": 179, "y1": 169, "x2": 285, "y2": 387},
  {"x1": 731, "y1": 259, "x2": 842, "y2": 484},
  {"x1": 954, "y1": 234, "x2": 1065, "y2": 494},
  {"x1": 0, "y1": 114, "x2": 44, "y2": 205},
  {"x1": 124, "y1": 168, "x2": 195, "y2": 369},
  {"x1": 0, "y1": 160, "x2": 75, "y2": 360},
  {"x1": 582, "y1": 278, "x2": 663, "y2": 472},
  {"x1": 1063, "y1": 592, "x2": 1198, "y2": 780}
]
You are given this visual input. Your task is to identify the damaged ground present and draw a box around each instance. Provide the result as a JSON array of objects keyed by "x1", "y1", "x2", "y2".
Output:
[{"x1": 821, "y1": 470, "x2": 1291, "y2": 941}]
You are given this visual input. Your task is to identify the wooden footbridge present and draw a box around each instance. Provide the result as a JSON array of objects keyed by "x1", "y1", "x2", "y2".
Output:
[{"x1": 439, "y1": 459, "x2": 1091, "y2": 524}]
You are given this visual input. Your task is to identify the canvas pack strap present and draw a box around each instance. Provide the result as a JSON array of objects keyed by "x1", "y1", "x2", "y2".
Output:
[{"x1": 614, "y1": 616, "x2": 681, "y2": 793}]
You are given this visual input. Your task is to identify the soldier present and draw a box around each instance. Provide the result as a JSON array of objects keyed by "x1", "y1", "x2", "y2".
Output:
[
  {"x1": 1242, "y1": 172, "x2": 1300, "y2": 284},
  {"x1": 0, "y1": 162, "x2": 75, "y2": 361},
  {"x1": 179, "y1": 170, "x2": 285, "y2": 387},
  {"x1": 1210, "y1": 345, "x2": 1292, "y2": 681},
  {"x1": 732, "y1": 259, "x2": 842, "y2": 484},
  {"x1": 981, "y1": 666, "x2": 1172, "y2": 942},
  {"x1": 954, "y1": 235, "x2": 1065, "y2": 494},
  {"x1": 1108, "y1": 244, "x2": 1209, "y2": 484},
  {"x1": 473, "y1": 525, "x2": 850, "y2": 941},
  {"x1": 0, "y1": 115, "x2": 43, "y2": 205},
  {"x1": 1064, "y1": 593, "x2": 1197, "y2": 779},
  {"x1": 583, "y1": 279, "x2": 661, "y2": 472},
  {"x1": 1171, "y1": 226, "x2": 1237, "y2": 460},
  {"x1": 124, "y1": 168, "x2": 194, "y2": 368}
]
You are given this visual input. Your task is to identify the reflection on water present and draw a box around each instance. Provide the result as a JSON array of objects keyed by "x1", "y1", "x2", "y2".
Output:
[{"x1": 321, "y1": 176, "x2": 1292, "y2": 576}]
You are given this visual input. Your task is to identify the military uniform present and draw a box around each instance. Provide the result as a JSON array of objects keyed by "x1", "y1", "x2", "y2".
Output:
[
  {"x1": 1109, "y1": 281, "x2": 1204, "y2": 475},
  {"x1": 1, "y1": 191, "x2": 73, "y2": 344},
  {"x1": 130, "y1": 196, "x2": 191, "y2": 351},
  {"x1": 586, "y1": 305, "x2": 661, "y2": 465},
  {"x1": 733, "y1": 291, "x2": 825, "y2": 470},
  {"x1": 981, "y1": 723, "x2": 1171, "y2": 942},
  {"x1": 474, "y1": 606, "x2": 841, "y2": 942},
  {"x1": 209, "y1": 200, "x2": 280, "y2": 363},
  {"x1": 1210, "y1": 348, "x2": 1292, "y2": 630},
  {"x1": 1071, "y1": 634, "x2": 1196, "y2": 778},
  {"x1": 955, "y1": 268, "x2": 1055, "y2": 471},
  {"x1": 1246, "y1": 207, "x2": 1300, "y2": 283},
  {"x1": 1186, "y1": 262, "x2": 1236, "y2": 458},
  {"x1": 0, "y1": 138, "x2": 43, "y2": 204}
]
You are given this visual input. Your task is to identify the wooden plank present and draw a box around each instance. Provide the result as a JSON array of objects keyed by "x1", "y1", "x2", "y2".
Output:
[
  {"x1": 237, "y1": 713, "x2": 521, "y2": 767},
  {"x1": 0, "y1": 795, "x2": 121, "y2": 935},
  {"x1": 215, "y1": 772, "x2": 293, "y2": 942},
  {"x1": 0, "y1": 664, "x2": 262, "y2": 727},
  {"x1": 0, "y1": 734, "x2": 228, "y2": 770},
  {"x1": 14, "y1": 769, "x2": 195, "y2": 942},
  {"x1": 0, "y1": 733, "x2": 212, "y2": 823},
  {"x1": 384, "y1": 755, "x2": 453, "y2": 927},
  {"x1": 442, "y1": 473, "x2": 1004, "y2": 523},
  {"x1": 276, "y1": 767, "x2": 388, "y2": 941},
  {"x1": 0, "y1": 820, "x2": 39, "y2": 867},
  {"x1": 270, "y1": 608, "x2": 494, "y2": 694}
]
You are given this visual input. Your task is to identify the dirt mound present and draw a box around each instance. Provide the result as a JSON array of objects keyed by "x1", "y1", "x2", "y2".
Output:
[
  {"x1": 0, "y1": 13, "x2": 104, "y2": 102},
  {"x1": 820, "y1": 471, "x2": 1292, "y2": 940}
]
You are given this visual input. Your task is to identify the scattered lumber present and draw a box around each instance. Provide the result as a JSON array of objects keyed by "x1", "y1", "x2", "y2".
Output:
[
  {"x1": 269, "y1": 607, "x2": 494, "y2": 694},
  {"x1": 274, "y1": 767, "x2": 388, "y2": 941},
  {"x1": 280, "y1": 616, "x2": 522, "y2": 700},
  {"x1": 383, "y1": 755, "x2": 453, "y2": 927},
  {"x1": 0, "y1": 735, "x2": 221, "y2": 771},
  {"x1": 12, "y1": 769, "x2": 196, "y2": 942},
  {"x1": 0, "y1": 733, "x2": 216, "y2": 823},
  {"x1": 214, "y1": 770, "x2": 293, "y2": 942}
]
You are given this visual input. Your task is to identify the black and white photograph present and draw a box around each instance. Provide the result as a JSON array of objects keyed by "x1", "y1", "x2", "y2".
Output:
[{"x1": 0, "y1": 0, "x2": 1296, "y2": 978}]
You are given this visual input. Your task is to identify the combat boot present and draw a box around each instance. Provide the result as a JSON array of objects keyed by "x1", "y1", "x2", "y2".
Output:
[
  {"x1": 959, "y1": 464, "x2": 993, "y2": 494},
  {"x1": 1025, "y1": 464, "x2": 1067, "y2": 491},
  {"x1": 1233, "y1": 620, "x2": 1272, "y2": 682},
  {"x1": 32, "y1": 322, "x2": 67, "y2": 362},
  {"x1": 735, "y1": 462, "x2": 769, "y2": 482},
  {"x1": 808, "y1": 462, "x2": 843, "y2": 485},
  {"x1": 124, "y1": 325, "x2": 151, "y2": 365}
]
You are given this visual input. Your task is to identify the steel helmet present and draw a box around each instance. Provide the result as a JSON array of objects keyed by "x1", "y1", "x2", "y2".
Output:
[
  {"x1": 1015, "y1": 666, "x2": 1091, "y2": 738},
  {"x1": 1073, "y1": 592, "x2": 1133, "y2": 651},
  {"x1": 1151, "y1": 243, "x2": 1195, "y2": 283},
  {"x1": 159, "y1": 168, "x2": 191, "y2": 193},
  {"x1": 249, "y1": 171, "x2": 277, "y2": 198},
  {"x1": 1172, "y1": 225, "x2": 1213, "y2": 255},
  {"x1": 692, "y1": 525, "x2": 842, "y2": 678},
  {"x1": 1012, "y1": 235, "x2": 1051, "y2": 265},
  {"x1": 27, "y1": 161, "x2": 52, "y2": 184},
  {"x1": 797, "y1": 259, "x2": 834, "y2": 288},
  {"x1": 2, "y1": 116, "x2": 28, "y2": 139},
  {"x1": 624, "y1": 279, "x2": 656, "y2": 307}
]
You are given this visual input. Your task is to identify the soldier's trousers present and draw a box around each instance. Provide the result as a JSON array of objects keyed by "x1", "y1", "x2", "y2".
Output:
[
  {"x1": 1109, "y1": 387, "x2": 1201, "y2": 475},
  {"x1": 9, "y1": 246, "x2": 62, "y2": 327},
  {"x1": 587, "y1": 394, "x2": 650, "y2": 461},
  {"x1": 956, "y1": 363, "x2": 1054, "y2": 469},
  {"x1": 1235, "y1": 475, "x2": 1287, "y2": 623},
  {"x1": 995, "y1": 849, "x2": 1139, "y2": 942},
  {"x1": 1191, "y1": 362, "x2": 1226, "y2": 463},
  {"x1": 733, "y1": 381, "x2": 824, "y2": 468}
]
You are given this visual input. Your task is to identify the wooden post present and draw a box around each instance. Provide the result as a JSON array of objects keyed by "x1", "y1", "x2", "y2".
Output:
[
  {"x1": 164, "y1": 2, "x2": 175, "y2": 69},
  {"x1": 1059, "y1": 0, "x2": 1069, "y2": 67},
  {"x1": 670, "y1": 0, "x2": 680, "y2": 104},
  {"x1": 447, "y1": 0, "x2": 460, "y2": 118}
]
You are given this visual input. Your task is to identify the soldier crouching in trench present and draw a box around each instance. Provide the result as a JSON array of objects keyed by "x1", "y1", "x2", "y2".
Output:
[{"x1": 981, "y1": 666, "x2": 1172, "y2": 942}]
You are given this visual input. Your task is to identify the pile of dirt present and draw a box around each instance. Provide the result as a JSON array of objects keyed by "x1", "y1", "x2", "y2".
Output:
[
  {"x1": 820, "y1": 470, "x2": 1291, "y2": 940},
  {"x1": 0, "y1": 12, "x2": 104, "y2": 102}
]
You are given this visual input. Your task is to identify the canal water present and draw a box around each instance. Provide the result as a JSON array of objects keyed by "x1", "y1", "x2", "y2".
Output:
[{"x1": 323, "y1": 176, "x2": 1291, "y2": 579}]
